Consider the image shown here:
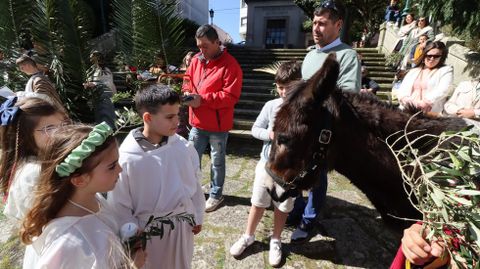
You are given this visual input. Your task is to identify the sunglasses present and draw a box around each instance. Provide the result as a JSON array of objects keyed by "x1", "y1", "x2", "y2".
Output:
[
  {"x1": 425, "y1": 54, "x2": 442, "y2": 60},
  {"x1": 320, "y1": 0, "x2": 339, "y2": 12}
]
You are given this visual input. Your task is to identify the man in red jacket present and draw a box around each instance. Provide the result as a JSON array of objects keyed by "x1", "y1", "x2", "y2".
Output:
[{"x1": 184, "y1": 24, "x2": 243, "y2": 212}]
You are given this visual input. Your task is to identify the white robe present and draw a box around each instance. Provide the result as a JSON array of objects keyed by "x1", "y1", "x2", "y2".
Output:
[
  {"x1": 23, "y1": 195, "x2": 126, "y2": 269},
  {"x1": 107, "y1": 132, "x2": 205, "y2": 269},
  {"x1": 3, "y1": 159, "x2": 41, "y2": 222}
]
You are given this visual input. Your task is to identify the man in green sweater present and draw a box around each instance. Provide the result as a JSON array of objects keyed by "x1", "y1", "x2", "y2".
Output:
[{"x1": 288, "y1": 0, "x2": 361, "y2": 242}]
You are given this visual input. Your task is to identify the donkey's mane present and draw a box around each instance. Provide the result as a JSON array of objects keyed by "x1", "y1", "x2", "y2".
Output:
[{"x1": 337, "y1": 91, "x2": 467, "y2": 139}]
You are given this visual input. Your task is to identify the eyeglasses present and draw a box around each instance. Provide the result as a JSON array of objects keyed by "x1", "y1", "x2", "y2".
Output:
[
  {"x1": 35, "y1": 120, "x2": 72, "y2": 136},
  {"x1": 425, "y1": 54, "x2": 442, "y2": 60}
]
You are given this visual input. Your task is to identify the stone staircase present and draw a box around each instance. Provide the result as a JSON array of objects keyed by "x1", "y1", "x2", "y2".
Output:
[{"x1": 228, "y1": 47, "x2": 396, "y2": 142}]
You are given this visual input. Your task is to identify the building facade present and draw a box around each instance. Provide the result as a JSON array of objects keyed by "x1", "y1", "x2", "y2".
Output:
[
  {"x1": 242, "y1": 0, "x2": 307, "y2": 48},
  {"x1": 177, "y1": 0, "x2": 209, "y2": 26},
  {"x1": 239, "y1": 0, "x2": 248, "y2": 41}
]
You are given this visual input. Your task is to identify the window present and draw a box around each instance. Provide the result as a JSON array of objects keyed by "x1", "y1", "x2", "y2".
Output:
[
  {"x1": 241, "y1": 17, "x2": 247, "y2": 26},
  {"x1": 265, "y1": 19, "x2": 286, "y2": 48}
]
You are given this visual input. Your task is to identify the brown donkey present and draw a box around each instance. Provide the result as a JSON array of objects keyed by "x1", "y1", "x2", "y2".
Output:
[{"x1": 265, "y1": 54, "x2": 467, "y2": 227}]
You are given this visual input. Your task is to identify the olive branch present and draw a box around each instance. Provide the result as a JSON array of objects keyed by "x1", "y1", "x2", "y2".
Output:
[
  {"x1": 386, "y1": 114, "x2": 480, "y2": 268},
  {"x1": 123, "y1": 212, "x2": 196, "y2": 253}
]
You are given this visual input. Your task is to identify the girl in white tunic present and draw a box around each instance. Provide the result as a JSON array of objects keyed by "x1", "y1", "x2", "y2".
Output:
[
  {"x1": 107, "y1": 85, "x2": 205, "y2": 269},
  {"x1": 20, "y1": 123, "x2": 146, "y2": 269},
  {"x1": 0, "y1": 97, "x2": 68, "y2": 223}
]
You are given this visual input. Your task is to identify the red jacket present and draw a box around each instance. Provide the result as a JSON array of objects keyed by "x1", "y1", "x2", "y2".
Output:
[{"x1": 184, "y1": 50, "x2": 242, "y2": 132}]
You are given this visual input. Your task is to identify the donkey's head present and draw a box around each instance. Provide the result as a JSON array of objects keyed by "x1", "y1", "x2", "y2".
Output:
[{"x1": 265, "y1": 53, "x2": 340, "y2": 201}]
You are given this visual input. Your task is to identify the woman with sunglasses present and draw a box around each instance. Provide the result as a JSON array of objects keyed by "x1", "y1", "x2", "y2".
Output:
[
  {"x1": 397, "y1": 41, "x2": 453, "y2": 114},
  {"x1": 0, "y1": 97, "x2": 69, "y2": 224}
]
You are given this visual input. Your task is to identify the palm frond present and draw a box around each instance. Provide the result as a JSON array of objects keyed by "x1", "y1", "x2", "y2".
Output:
[
  {"x1": 0, "y1": 0, "x2": 33, "y2": 52},
  {"x1": 29, "y1": 0, "x2": 97, "y2": 122},
  {"x1": 113, "y1": 0, "x2": 185, "y2": 69},
  {"x1": 253, "y1": 61, "x2": 288, "y2": 75}
]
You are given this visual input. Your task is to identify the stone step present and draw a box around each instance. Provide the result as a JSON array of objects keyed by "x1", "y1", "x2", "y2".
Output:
[
  {"x1": 231, "y1": 53, "x2": 308, "y2": 58},
  {"x1": 228, "y1": 129, "x2": 262, "y2": 144},
  {"x1": 363, "y1": 60, "x2": 387, "y2": 66},
  {"x1": 229, "y1": 49, "x2": 307, "y2": 54},
  {"x1": 239, "y1": 62, "x2": 389, "y2": 70},
  {"x1": 357, "y1": 52, "x2": 385, "y2": 57},
  {"x1": 236, "y1": 99, "x2": 267, "y2": 110},
  {"x1": 242, "y1": 74, "x2": 275, "y2": 80},
  {"x1": 369, "y1": 77, "x2": 394, "y2": 83},
  {"x1": 368, "y1": 71, "x2": 396, "y2": 77},
  {"x1": 243, "y1": 78, "x2": 275, "y2": 85},
  {"x1": 365, "y1": 66, "x2": 395, "y2": 71},
  {"x1": 229, "y1": 48, "x2": 308, "y2": 52},
  {"x1": 242, "y1": 84, "x2": 275, "y2": 92},
  {"x1": 241, "y1": 92, "x2": 275, "y2": 101},
  {"x1": 354, "y1": 48, "x2": 379, "y2": 53},
  {"x1": 235, "y1": 56, "x2": 306, "y2": 60},
  {"x1": 234, "y1": 119, "x2": 255, "y2": 130},
  {"x1": 361, "y1": 56, "x2": 386, "y2": 61},
  {"x1": 235, "y1": 108, "x2": 261, "y2": 119},
  {"x1": 378, "y1": 82, "x2": 395, "y2": 88}
]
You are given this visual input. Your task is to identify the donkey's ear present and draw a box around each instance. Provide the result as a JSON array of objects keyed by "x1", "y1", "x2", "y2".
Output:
[{"x1": 308, "y1": 53, "x2": 340, "y2": 103}]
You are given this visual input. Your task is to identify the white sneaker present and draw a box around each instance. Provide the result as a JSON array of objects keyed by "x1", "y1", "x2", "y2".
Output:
[
  {"x1": 205, "y1": 196, "x2": 224, "y2": 212},
  {"x1": 229, "y1": 234, "x2": 255, "y2": 257},
  {"x1": 269, "y1": 239, "x2": 282, "y2": 267}
]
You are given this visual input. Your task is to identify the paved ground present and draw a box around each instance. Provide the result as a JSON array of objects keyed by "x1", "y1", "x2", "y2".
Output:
[{"x1": 0, "y1": 142, "x2": 401, "y2": 268}]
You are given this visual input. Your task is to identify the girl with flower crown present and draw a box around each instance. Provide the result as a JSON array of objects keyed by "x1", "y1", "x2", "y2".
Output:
[
  {"x1": 0, "y1": 97, "x2": 68, "y2": 223},
  {"x1": 20, "y1": 123, "x2": 146, "y2": 268}
]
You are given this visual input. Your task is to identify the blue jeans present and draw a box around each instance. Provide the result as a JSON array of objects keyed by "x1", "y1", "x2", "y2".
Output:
[
  {"x1": 188, "y1": 127, "x2": 228, "y2": 199},
  {"x1": 290, "y1": 170, "x2": 328, "y2": 228},
  {"x1": 95, "y1": 91, "x2": 116, "y2": 129}
]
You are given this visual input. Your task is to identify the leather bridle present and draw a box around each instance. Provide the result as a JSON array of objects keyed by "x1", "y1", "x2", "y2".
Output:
[{"x1": 265, "y1": 107, "x2": 333, "y2": 200}]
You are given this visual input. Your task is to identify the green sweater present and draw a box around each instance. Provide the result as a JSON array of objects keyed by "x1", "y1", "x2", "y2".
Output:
[{"x1": 302, "y1": 43, "x2": 361, "y2": 92}]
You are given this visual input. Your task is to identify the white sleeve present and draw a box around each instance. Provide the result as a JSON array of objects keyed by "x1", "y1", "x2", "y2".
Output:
[
  {"x1": 35, "y1": 233, "x2": 95, "y2": 269},
  {"x1": 443, "y1": 82, "x2": 466, "y2": 116},
  {"x1": 397, "y1": 69, "x2": 417, "y2": 104},
  {"x1": 107, "y1": 161, "x2": 138, "y2": 226},
  {"x1": 187, "y1": 143, "x2": 205, "y2": 224},
  {"x1": 3, "y1": 163, "x2": 41, "y2": 221},
  {"x1": 251, "y1": 102, "x2": 272, "y2": 141}
]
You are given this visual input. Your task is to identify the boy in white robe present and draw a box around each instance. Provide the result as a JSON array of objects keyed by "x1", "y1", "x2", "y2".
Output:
[{"x1": 107, "y1": 84, "x2": 205, "y2": 269}]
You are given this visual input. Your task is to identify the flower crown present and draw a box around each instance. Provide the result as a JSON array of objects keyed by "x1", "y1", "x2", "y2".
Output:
[
  {"x1": 55, "y1": 122, "x2": 113, "y2": 177},
  {"x1": 0, "y1": 97, "x2": 20, "y2": 126}
]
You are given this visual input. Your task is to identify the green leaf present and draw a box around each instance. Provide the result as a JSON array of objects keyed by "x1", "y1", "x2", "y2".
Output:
[
  {"x1": 456, "y1": 189, "x2": 480, "y2": 196},
  {"x1": 457, "y1": 149, "x2": 472, "y2": 163},
  {"x1": 431, "y1": 188, "x2": 445, "y2": 208},
  {"x1": 449, "y1": 152, "x2": 463, "y2": 170},
  {"x1": 469, "y1": 222, "x2": 480, "y2": 248},
  {"x1": 449, "y1": 195, "x2": 473, "y2": 206},
  {"x1": 423, "y1": 171, "x2": 438, "y2": 180},
  {"x1": 441, "y1": 206, "x2": 449, "y2": 222}
]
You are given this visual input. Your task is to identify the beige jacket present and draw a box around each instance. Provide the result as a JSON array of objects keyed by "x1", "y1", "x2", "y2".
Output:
[
  {"x1": 443, "y1": 80, "x2": 480, "y2": 117},
  {"x1": 397, "y1": 65, "x2": 453, "y2": 113}
]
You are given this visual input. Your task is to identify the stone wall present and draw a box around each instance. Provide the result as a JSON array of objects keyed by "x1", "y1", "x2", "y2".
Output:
[{"x1": 377, "y1": 23, "x2": 480, "y2": 86}]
